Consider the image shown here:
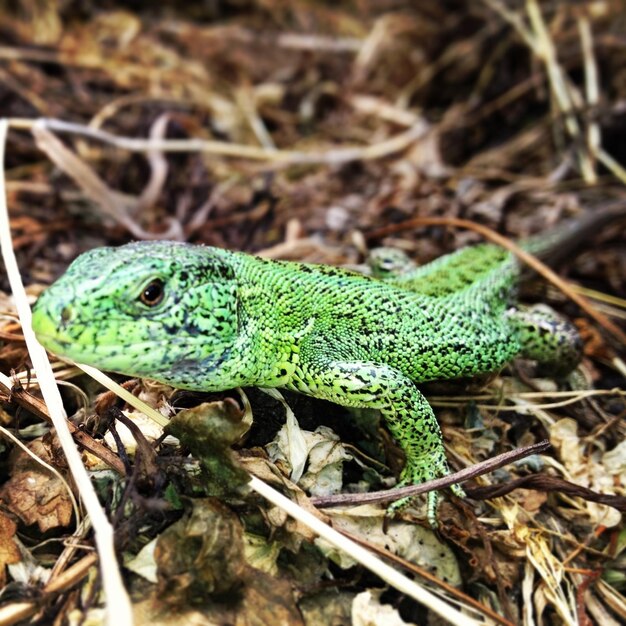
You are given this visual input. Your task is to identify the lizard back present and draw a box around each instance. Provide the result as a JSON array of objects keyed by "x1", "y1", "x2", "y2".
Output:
[{"x1": 232, "y1": 251, "x2": 521, "y2": 384}]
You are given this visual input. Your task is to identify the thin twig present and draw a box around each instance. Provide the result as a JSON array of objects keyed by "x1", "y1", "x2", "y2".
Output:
[
  {"x1": 0, "y1": 372, "x2": 126, "y2": 475},
  {"x1": 31, "y1": 122, "x2": 183, "y2": 241},
  {"x1": 0, "y1": 553, "x2": 99, "y2": 626},
  {"x1": 312, "y1": 440, "x2": 551, "y2": 508},
  {"x1": 525, "y1": 0, "x2": 595, "y2": 182},
  {"x1": 8, "y1": 116, "x2": 429, "y2": 166},
  {"x1": 483, "y1": 0, "x2": 597, "y2": 182},
  {"x1": 578, "y1": 15, "x2": 601, "y2": 168}
]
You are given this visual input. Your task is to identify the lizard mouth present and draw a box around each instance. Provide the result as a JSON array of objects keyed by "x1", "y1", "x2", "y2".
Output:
[
  {"x1": 31, "y1": 305, "x2": 70, "y2": 351},
  {"x1": 32, "y1": 328, "x2": 81, "y2": 362},
  {"x1": 31, "y1": 303, "x2": 94, "y2": 363},
  {"x1": 34, "y1": 333, "x2": 72, "y2": 351}
]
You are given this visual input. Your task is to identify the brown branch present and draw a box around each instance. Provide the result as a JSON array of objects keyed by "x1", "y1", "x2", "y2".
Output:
[
  {"x1": 312, "y1": 440, "x2": 551, "y2": 508},
  {"x1": 0, "y1": 379, "x2": 126, "y2": 475},
  {"x1": 0, "y1": 553, "x2": 99, "y2": 626},
  {"x1": 467, "y1": 474, "x2": 626, "y2": 511}
]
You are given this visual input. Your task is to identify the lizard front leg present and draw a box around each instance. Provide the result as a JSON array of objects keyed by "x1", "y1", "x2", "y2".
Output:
[{"x1": 287, "y1": 355, "x2": 464, "y2": 525}]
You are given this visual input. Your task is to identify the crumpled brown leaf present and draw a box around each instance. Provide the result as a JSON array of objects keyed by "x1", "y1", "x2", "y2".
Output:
[
  {"x1": 0, "y1": 439, "x2": 74, "y2": 532},
  {"x1": 0, "y1": 511, "x2": 21, "y2": 587}
]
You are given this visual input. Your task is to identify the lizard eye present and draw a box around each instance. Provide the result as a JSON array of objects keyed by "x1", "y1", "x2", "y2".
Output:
[{"x1": 139, "y1": 279, "x2": 165, "y2": 307}]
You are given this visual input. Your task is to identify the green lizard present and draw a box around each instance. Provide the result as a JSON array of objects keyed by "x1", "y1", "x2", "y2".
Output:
[{"x1": 31, "y1": 207, "x2": 625, "y2": 524}]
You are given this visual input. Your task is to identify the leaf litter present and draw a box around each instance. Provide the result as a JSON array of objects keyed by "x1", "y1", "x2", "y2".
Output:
[{"x1": 0, "y1": 1, "x2": 625, "y2": 624}]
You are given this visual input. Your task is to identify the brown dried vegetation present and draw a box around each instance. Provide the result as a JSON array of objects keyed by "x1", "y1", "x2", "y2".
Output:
[{"x1": 0, "y1": 1, "x2": 625, "y2": 625}]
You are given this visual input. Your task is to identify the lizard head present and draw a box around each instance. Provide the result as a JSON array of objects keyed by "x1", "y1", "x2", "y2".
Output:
[{"x1": 32, "y1": 241, "x2": 240, "y2": 388}]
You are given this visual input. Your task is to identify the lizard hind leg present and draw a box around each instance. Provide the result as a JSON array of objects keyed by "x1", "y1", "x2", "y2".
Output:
[{"x1": 508, "y1": 304, "x2": 583, "y2": 378}]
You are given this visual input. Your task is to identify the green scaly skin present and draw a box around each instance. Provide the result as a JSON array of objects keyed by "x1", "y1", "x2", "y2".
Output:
[{"x1": 31, "y1": 209, "x2": 624, "y2": 524}]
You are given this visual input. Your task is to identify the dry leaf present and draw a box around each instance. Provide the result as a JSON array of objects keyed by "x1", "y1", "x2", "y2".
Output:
[
  {"x1": 0, "y1": 440, "x2": 73, "y2": 532},
  {"x1": 0, "y1": 511, "x2": 21, "y2": 587}
]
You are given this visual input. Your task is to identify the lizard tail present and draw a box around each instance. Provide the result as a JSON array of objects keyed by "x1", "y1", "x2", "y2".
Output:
[{"x1": 522, "y1": 202, "x2": 626, "y2": 266}]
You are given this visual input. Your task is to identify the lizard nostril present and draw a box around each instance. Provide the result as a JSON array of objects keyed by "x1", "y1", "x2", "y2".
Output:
[{"x1": 60, "y1": 305, "x2": 73, "y2": 324}]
